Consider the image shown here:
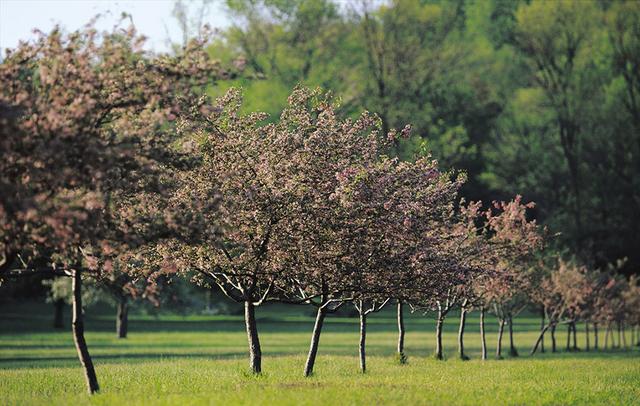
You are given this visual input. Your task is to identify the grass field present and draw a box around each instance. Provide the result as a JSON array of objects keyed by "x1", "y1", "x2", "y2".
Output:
[{"x1": 1, "y1": 302, "x2": 639, "y2": 405}]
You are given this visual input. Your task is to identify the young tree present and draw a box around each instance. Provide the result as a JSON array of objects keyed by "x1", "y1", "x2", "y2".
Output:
[
  {"x1": 337, "y1": 154, "x2": 464, "y2": 371},
  {"x1": 483, "y1": 196, "x2": 543, "y2": 358},
  {"x1": 530, "y1": 259, "x2": 594, "y2": 355}
]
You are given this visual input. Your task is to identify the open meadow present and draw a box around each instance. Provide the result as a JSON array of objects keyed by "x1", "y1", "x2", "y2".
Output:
[{"x1": 1, "y1": 303, "x2": 639, "y2": 405}]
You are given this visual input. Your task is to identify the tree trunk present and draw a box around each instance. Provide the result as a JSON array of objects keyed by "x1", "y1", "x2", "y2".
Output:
[
  {"x1": 480, "y1": 308, "x2": 487, "y2": 360},
  {"x1": 621, "y1": 323, "x2": 628, "y2": 350},
  {"x1": 359, "y1": 309, "x2": 367, "y2": 373},
  {"x1": 571, "y1": 321, "x2": 578, "y2": 351},
  {"x1": 540, "y1": 308, "x2": 545, "y2": 353},
  {"x1": 496, "y1": 319, "x2": 505, "y2": 359},
  {"x1": 585, "y1": 322, "x2": 590, "y2": 351},
  {"x1": 304, "y1": 307, "x2": 326, "y2": 377},
  {"x1": 397, "y1": 300, "x2": 406, "y2": 363},
  {"x1": 244, "y1": 301, "x2": 262, "y2": 374},
  {"x1": 71, "y1": 270, "x2": 100, "y2": 394},
  {"x1": 435, "y1": 311, "x2": 444, "y2": 360},
  {"x1": 53, "y1": 299, "x2": 65, "y2": 329},
  {"x1": 508, "y1": 315, "x2": 518, "y2": 357},
  {"x1": 566, "y1": 323, "x2": 572, "y2": 351},
  {"x1": 530, "y1": 323, "x2": 551, "y2": 355},
  {"x1": 458, "y1": 304, "x2": 468, "y2": 360},
  {"x1": 116, "y1": 296, "x2": 128, "y2": 339},
  {"x1": 551, "y1": 324, "x2": 557, "y2": 352},
  {"x1": 594, "y1": 323, "x2": 599, "y2": 350},
  {"x1": 636, "y1": 325, "x2": 639, "y2": 346},
  {"x1": 604, "y1": 323, "x2": 611, "y2": 349}
]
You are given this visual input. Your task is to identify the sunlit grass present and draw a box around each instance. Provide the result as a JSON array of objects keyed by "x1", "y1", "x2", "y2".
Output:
[{"x1": 1, "y1": 302, "x2": 639, "y2": 405}]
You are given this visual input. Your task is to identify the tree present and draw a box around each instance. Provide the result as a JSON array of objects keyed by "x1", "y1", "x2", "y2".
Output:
[
  {"x1": 513, "y1": 0, "x2": 599, "y2": 249},
  {"x1": 530, "y1": 259, "x2": 595, "y2": 355},
  {"x1": 483, "y1": 196, "x2": 543, "y2": 358},
  {"x1": 0, "y1": 23, "x2": 225, "y2": 393},
  {"x1": 337, "y1": 154, "x2": 464, "y2": 371},
  {"x1": 270, "y1": 88, "x2": 403, "y2": 376}
]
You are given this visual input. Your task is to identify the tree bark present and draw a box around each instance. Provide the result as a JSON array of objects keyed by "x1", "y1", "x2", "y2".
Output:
[
  {"x1": 72, "y1": 270, "x2": 100, "y2": 394},
  {"x1": 540, "y1": 308, "x2": 545, "y2": 353},
  {"x1": 604, "y1": 323, "x2": 611, "y2": 349},
  {"x1": 571, "y1": 321, "x2": 578, "y2": 351},
  {"x1": 397, "y1": 300, "x2": 406, "y2": 363},
  {"x1": 585, "y1": 322, "x2": 590, "y2": 351},
  {"x1": 435, "y1": 311, "x2": 445, "y2": 360},
  {"x1": 496, "y1": 319, "x2": 505, "y2": 359},
  {"x1": 551, "y1": 323, "x2": 557, "y2": 352},
  {"x1": 480, "y1": 308, "x2": 487, "y2": 360},
  {"x1": 53, "y1": 298, "x2": 65, "y2": 329},
  {"x1": 594, "y1": 323, "x2": 599, "y2": 350},
  {"x1": 508, "y1": 315, "x2": 518, "y2": 357},
  {"x1": 566, "y1": 323, "x2": 572, "y2": 351},
  {"x1": 304, "y1": 307, "x2": 326, "y2": 377},
  {"x1": 458, "y1": 303, "x2": 468, "y2": 360},
  {"x1": 359, "y1": 309, "x2": 367, "y2": 373},
  {"x1": 530, "y1": 323, "x2": 551, "y2": 355},
  {"x1": 116, "y1": 296, "x2": 128, "y2": 339},
  {"x1": 244, "y1": 301, "x2": 262, "y2": 374}
]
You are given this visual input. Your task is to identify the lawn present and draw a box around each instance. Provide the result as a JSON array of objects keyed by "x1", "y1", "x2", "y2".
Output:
[{"x1": 1, "y1": 302, "x2": 639, "y2": 405}]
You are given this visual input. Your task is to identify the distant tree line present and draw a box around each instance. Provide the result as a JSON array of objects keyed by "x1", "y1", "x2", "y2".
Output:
[{"x1": 207, "y1": 0, "x2": 640, "y2": 275}]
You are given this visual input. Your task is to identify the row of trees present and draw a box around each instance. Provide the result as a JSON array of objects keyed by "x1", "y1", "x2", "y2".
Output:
[{"x1": 1, "y1": 21, "x2": 638, "y2": 397}]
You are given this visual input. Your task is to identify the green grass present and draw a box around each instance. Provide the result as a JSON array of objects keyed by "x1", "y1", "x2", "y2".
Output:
[{"x1": 1, "y1": 302, "x2": 639, "y2": 405}]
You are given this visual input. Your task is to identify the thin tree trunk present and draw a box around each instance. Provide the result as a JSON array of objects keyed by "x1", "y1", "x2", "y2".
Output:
[
  {"x1": 480, "y1": 308, "x2": 487, "y2": 360},
  {"x1": 531, "y1": 323, "x2": 551, "y2": 355},
  {"x1": 621, "y1": 323, "x2": 628, "y2": 350},
  {"x1": 594, "y1": 322, "x2": 599, "y2": 350},
  {"x1": 631, "y1": 325, "x2": 636, "y2": 347},
  {"x1": 397, "y1": 300, "x2": 406, "y2": 363},
  {"x1": 496, "y1": 319, "x2": 505, "y2": 359},
  {"x1": 72, "y1": 270, "x2": 99, "y2": 394},
  {"x1": 636, "y1": 325, "x2": 639, "y2": 346},
  {"x1": 605, "y1": 323, "x2": 611, "y2": 349},
  {"x1": 551, "y1": 323, "x2": 557, "y2": 353},
  {"x1": 508, "y1": 315, "x2": 518, "y2": 357},
  {"x1": 435, "y1": 311, "x2": 444, "y2": 360},
  {"x1": 458, "y1": 303, "x2": 468, "y2": 360},
  {"x1": 566, "y1": 323, "x2": 572, "y2": 351},
  {"x1": 585, "y1": 322, "x2": 590, "y2": 351},
  {"x1": 540, "y1": 308, "x2": 545, "y2": 353},
  {"x1": 304, "y1": 307, "x2": 326, "y2": 377},
  {"x1": 244, "y1": 301, "x2": 262, "y2": 374},
  {"x1": 53, "y1": 299, "x2": 65, "y2": 329},
  {"x1": 572, "y1": 321, "x2": 578, "y2": 351},
  {"x1": 116, "y1": 296, "x2": 128, "y2": 339},
  {"x1": 359, "y1": 309, "x2": 367, "y2": 373}
]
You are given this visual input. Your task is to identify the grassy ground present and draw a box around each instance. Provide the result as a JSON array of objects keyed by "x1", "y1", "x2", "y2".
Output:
[{"x1": 1, "y1": 302, "x2": 639, "y2": 405}]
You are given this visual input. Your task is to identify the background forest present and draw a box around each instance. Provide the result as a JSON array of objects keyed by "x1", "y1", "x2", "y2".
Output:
[{"x1": 199, "y1": 0, "x2": 640, "y2": 275}]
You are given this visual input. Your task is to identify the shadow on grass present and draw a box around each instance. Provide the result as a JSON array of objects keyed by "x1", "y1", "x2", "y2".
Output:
[{"x1": 0, "y1": 350, "x2": 301, "y2": 370}]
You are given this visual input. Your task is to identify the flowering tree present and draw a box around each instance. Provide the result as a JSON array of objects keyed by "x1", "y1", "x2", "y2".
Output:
[
  {"x1": 482, "y1": 196, "x2": 543, "y2": 358},
  {"x1": 266, "y1": 88, "x2": 402, "y2": 377},
  {"x1": 530, "y1": 259, "x2": 595, "y2": 355},
  {"x1": 0, "y1": 23, "x2": 225, "y2": 393},
  {"x1": 160, "y1": 88, "x2": 318, "y2": 375},
  {"x1": 336, "y1": 155, "x2": 464, "y2": 371}
]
